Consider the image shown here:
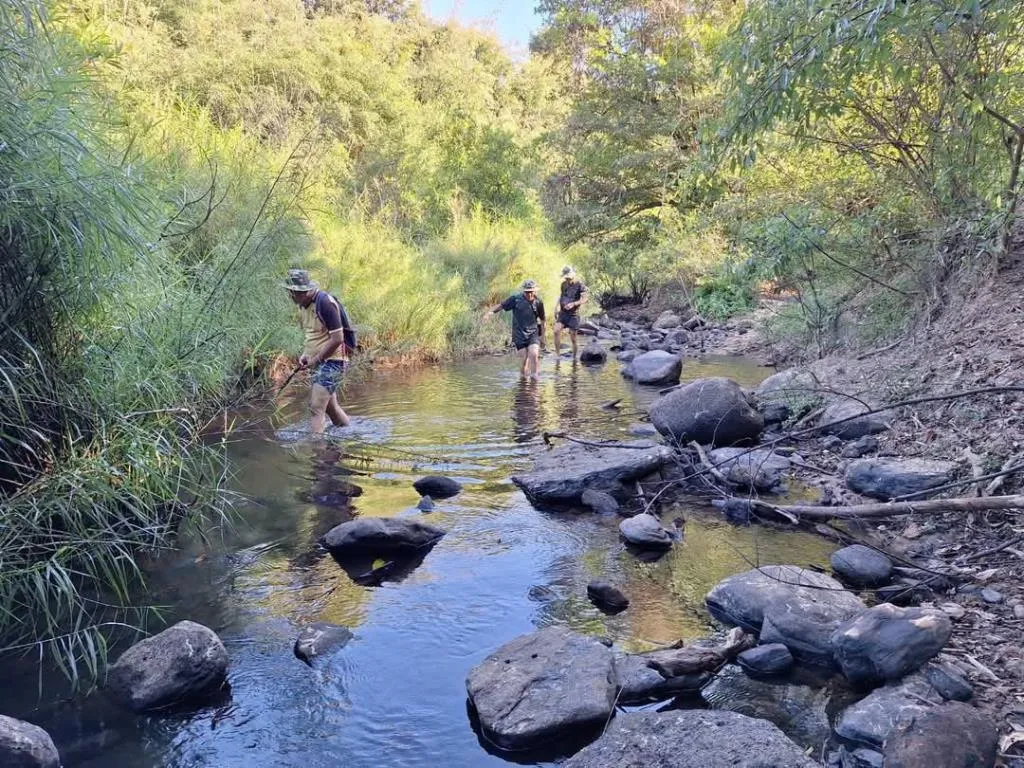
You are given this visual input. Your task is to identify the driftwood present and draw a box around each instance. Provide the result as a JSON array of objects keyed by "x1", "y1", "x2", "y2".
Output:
[
  {"x1": 689, "y1": 441, "x2": 730, "y2": 486},
  {"x1": 746, "y1": 494, "x2": 1024, "y2": 523},
  {"x1": 643, "y1": 627, "x2": 755, "y2": 678}
]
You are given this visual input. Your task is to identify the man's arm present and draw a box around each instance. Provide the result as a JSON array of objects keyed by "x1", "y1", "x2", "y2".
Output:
[{"x1": 481, "y1": 296, "x2": 513, "y2": 323}]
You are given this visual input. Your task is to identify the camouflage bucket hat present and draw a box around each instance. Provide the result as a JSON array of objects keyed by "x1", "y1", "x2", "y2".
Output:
[
  {"x1": 561, "y1": 265, "x2": 576, "y2": 279},
  {"x1": 283, "y1": 268, "x2": 318, "y2": 292},
  {"x1": 522, "y1": 279, "x2": 538, "y2": 292}
]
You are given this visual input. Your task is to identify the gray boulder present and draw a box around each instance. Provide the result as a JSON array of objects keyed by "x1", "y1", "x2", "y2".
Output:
[
  {"x1": 621, "y1": 351, "x2": 683, "y2": 386},
  {"x1": 701, "y1": 664, "x2": 832, "y2": 750},
  {"x1": 831, "y1": 603, "x2": 952, "y2": 685},
  {"x1": 830, "y1": 545, "x2": 893, "y2": 587},
  {"x1": 616, "y1": 349, "x2": 640, "y2": 363},
  {"x1": 756, "y1": 369, "x2": 821, "y2": 411},
  {"x1": 0, "y1": 716, "x2": 60, "y2": 768},
  {"x1": 882, "y1": 701, "x2": 998, "y2": 768},
  {"x1": 652, "y1": 310, "x2": 682, "y2": 330},
  {"x1": 579, "y1": 342, "x2": 607, "y2": 365},
  {"x1": 613, "y1": 654, "x2": 708, "y2": 704},
  {"x1": 320, "y1": 517, "x2": 446, "y2": 555},
  {"x1": 649, "y1": 377, "x2": 764, "y2": 446},
  {"x1": 466, "y1": 627, "x2": 616, "y2": 751},
  {"x1": 563, "y1": 710, "x2": 818, "y2": 768},
  {"x1": 834, "y1": 674, "x2": 942, "y2": 748},
  {"x1": 105, "y1": 620, "x2": 229, "y2": 713},
  {"x1": 819, "y1": 400, "x2": 887, "y2": 439},
  {"x1": 737, "y1": 644, "x2": 793, "y2": 677},
  {"x1": 923, "y1": 661, "x2": 974, "y2": 702},
  {"x1": 760, "y1": 600, "x2": 853, "y2": 669},
  {"x1": 832, "y1": 746, "x2": 884, "y2": 768},
  {"x1": 708, "y1": 447, "x2": 790, "y2": 491},
  {"x1": 619, "y1": 513, "x2": 673, "y2": 549},
  {"x1": 581, "y1": 489, "x2": 620, "y2": 516},
  {"x1": 293, "y1": 622, "x2": 353, "y2": 666},
  {"x1": 845, "y1": 458, "x2": 957, "y2": 500},
  {"x1": 512, "y1": 441, "x2": 673, "y2": 505},
  {"x1": 413, "y1": 475, "x2": 462, "y2": 498},
  {"x1": 587, "y1": 581, "x2": 629, "y2": 613}
]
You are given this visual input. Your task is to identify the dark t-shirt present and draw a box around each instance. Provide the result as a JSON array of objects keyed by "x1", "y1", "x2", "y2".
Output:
[
  {"x1": 558, "y1": 280, "x2": 588, "y2": 316},
  {"x1": 500, "y1": 293, "x2": 546, "y2": 346},
  {"x1": 314, "y1": 291, "x2": 357, "y2": 351}
]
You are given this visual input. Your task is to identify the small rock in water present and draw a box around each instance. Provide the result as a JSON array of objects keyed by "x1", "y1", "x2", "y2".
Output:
[
  {"x1": 0, "y1": 715, "x2": 61, "y2": 768},
  {"x1": 830, "y1": 544, "x2": 893, "y2": 587},
  {"x1": 619, "y1": 513, "x2": 673, "y2": 550},
  {"x1": 320, "y1": 517, "x2": 446, "y2": 555},
  {"x1": 416, "y1": 495, "x2": 435, "y2": 511},
  {"x1": 981, "y1": 588, "x2": 1004, "y2": 604},
  {"x1": 413, "y1": 475, "x2": 462, "y2": 498},
  {"x1": 587, "y1": 581, "x2": 629, "y2": 614},
  {"x1": 293, "y1": 622, "x2": 353, "y2": 666},
  {"x1": 737, "y1": 644, "x2": 793, "y2": 677},
  {"x1": 922, "y1": 661, "x2": 973, "y2": 702},
  {"x1": 581, "y1": 489, "x2": 619, "y2": 516},
  {"x1": 579, "y1": 342, "x2": 607, "y2": 365}
]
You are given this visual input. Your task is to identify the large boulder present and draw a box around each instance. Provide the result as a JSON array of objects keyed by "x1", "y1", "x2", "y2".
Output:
[
  {"x1": 831, "y1": 603, "x2": 952, "y2": 685},
  {"x1": 819, "y1": 400, "x2": 887, "y2": 439},
  {"x1": 621, "y1": 351, "x2": 683, "y2": 386},
  {"x1": 882, "y1": 701, "x2": 998, "y2": 768},
  {"x1": 756, "y1": 369, "x2": 821, "y2": 411},
  {"x1": 105, "y1": 621, "x2": 229, "y2": 713},
  {"x1": 293, "y1": 622, "x2": 353, "y2": 666},
  {"x1": 830, "y1": 545, "x2": 894, "y2": 587},
  {"x1": 0, "y1": 716, "x2": 60, "y2": 768},
  {"x1": 562, "y1": 710, "x2": 818, "y2": 768},
  {"x1": 652, "y1": 310, "x2": 683, "y2": 330},
  {"x1": 466, "y1": 627, "x2": 616, "y2": 751},
  {"x1": 834, "y1": 674, "x2": 941, "y2": 748},
  {"x1": 619, "y1": 513, "x2": 673, "y2": 549},
  {"x1": 413, "y1": 475, "x2": 462, "y2": 498},
  {"x1": 512, "y1": 442, "x2": 673, "y2": 505},
  {"x1": 579, "y1": 342, "x2": 607, "y2": 365},
  {"x1": 649, "y1": 377, "x2": 764, "y2": 446},
  {"x1": 845, "y1": 458, "x2": 957, "y2": 501},
  {"x1": 701, "y1": 664, "x2": 832, "y2": 750},
  {"x1": 707, "y1": 447, "x2": 791, "y2": 491},
  {"x1": 320, "y1": 517, "x2": 446, "y2": 555}
]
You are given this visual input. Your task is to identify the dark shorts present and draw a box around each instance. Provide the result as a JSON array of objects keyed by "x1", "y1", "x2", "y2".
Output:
[
  {"x1": 311, "y1": 360, "x2": 345, "y2": 394},
  {"x1": 556, "y1": 312, "x2": 580, "y2": 331},
  {"x1": 514, "y1": 331, "x2": 540, "y2": 351}
]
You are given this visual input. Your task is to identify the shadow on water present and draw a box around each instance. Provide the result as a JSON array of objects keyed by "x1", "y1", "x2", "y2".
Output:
[{"x1": 0, "y1": 351, "x2": 839, "y2": 767}]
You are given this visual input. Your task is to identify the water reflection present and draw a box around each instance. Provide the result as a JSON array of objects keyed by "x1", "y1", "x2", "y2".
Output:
[{"x1": 511, "y1": 378, "x2": 543, "y2": 444}]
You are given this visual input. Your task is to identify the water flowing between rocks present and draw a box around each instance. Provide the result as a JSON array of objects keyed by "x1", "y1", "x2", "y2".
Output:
[{"x1": 0, "y1": 353, "x2": 837, "y2": 767}]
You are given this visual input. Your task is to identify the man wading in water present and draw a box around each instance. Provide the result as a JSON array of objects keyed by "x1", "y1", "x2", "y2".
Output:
[
  {"x1": 553, "y1": 265, "x2": 589, "y2": 359},
  {"x1": 483, "y1": 279, "x2": 545, "y2": 379},
  {"x1": 284, "y1": 269, "x2": 357, "y2": 434}
]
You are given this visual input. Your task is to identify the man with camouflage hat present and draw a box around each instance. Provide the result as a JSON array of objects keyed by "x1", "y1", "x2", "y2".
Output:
[
  {"x1": 482, "y1": 279, "x2": 546, "y2": 379},
  {"x1": 283, "y1": 268, "x2": 357, "y2": 434},
  {"x1": 554, "y1": 265, "x2": 589, "y2": 359}
]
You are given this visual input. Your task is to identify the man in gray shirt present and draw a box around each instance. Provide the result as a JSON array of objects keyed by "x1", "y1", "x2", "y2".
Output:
[{"x1": 482, "y1": 279, "x2": 546, "y2": 379}]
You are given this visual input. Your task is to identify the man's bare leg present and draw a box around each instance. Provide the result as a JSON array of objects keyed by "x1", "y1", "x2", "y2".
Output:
[
  {"x1": 570, "y1": 329, "x2": 578, "y2": 358},
  {"x1": 327, "y1": 393, "x2": 350, "y2": 427},
  {"x1": 309, "y1": 384, "x2": 332, "y2": 434},
  {"x1": 553, "y1": 323, "x2": 563, "y2": 355},
  {"x1": 527, "y1": 343, "x2": 540, "y2": 378},
  {"x1": 520, "y1": 347, "x2": 529, "y2": 376}
]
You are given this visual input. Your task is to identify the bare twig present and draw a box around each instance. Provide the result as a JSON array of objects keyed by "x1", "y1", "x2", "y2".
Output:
[
  {"x1": 746, "y1": 494, "x2": 1024, "y2": 522},
  {"x1": 690, "y1": 441, "x2": 730, "y2": 486}
]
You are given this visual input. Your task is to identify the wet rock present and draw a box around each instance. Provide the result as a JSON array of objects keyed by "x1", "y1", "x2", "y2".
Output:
[
  {"x1": 845, "y1": 458, "x2": 957, "y2": 500},
  {"x1": 705, "y1": 565, "x2": 864, "y2": 635},
  {"x1": 701, "y1": 664, "x2": 831, "y2": 750},
  {"x1": 587, "y1": 581, "x2": 629, "y2": 613},
  {"x1": 512, "y1": 441, "x2": 673, "y2": 505},
  {"x1": 831, "y1": 603, "x2": 952, "y2": 685},
  {"x1": 760, "y1": 601, "x2": 852, "y2": 669},
  {"x1": 562, "y1": 709, "x2": 818, "y2": 768},
  {"x1": 416, "y1": 495, "x2": 435, "y2": 511},
  {"x1": 619, "y1": 513, "x2": 673, "y2": 549},
  {"x1": 581, "y1": 488, "x2": 620, "y2": 515},
  {"x1": 579, "y1": 342, "x2": 607, "y2": 365},
  {"x1": 321, "y1": 517, "x2": 446, "y2": 555},
  {"x1": 761, "y1": 402, "x2": 791, "y2": 425},
  {"x1": 412, "y1": 475, "x2": 462, "y2": 498},
  {"x1": 0, "y1": 715, "x2": 60, "y2": 768},
  {"x1": 819, "y1": 399, "x2": 887, "y2": 439},
  {"x1": 466, "y1": 626, "x2": 616, "y2": 751},
  {"x1": 841, "y1": 435, "x2": 879, "y2": 459},
  {"x1": 621, "y1": 350, "x2": 683, "y2": 386},
  {"x1": 613, "y1": 654, "x2": 708, "y2": 704},
  {"x1": 626, "y1": 422, "x2": 658, "y2": 437},
  {"x1": 831, "y1": 746, "x2": 884, "y2": 768},
  {"x1": 708, "y1": 447, "x2": 790, "y2": 491},
  {"x1": 882, "y1": 701, "x2": 997, "y2": 768},
  {"x1": 615, "y1": 349, "x2": 640, "y2": 363},
  {"x1": 293, "y1": 622, "x2": 353, "y2": 666},
  {"x1": 834, "y1": 673, "x2": 941, "y2": 748},
  {"x1": 830, "y1": 544, "x2": 893, "y2": 587},
  {"x1": 923, "y1": 661, "x2": 974, "y2": 701},
  {"x1": 755, "y1": 368, "x2": 821, "y2": 411},
  {"x1": 652, "y1": 310, "x2": 682, "y2": 330},
  {"x1": 105, "y1": 620, "x2": 229, "y2": 713},
  {"x1": 737, "y1": 644, "x2": 793, "y2": 677},
  {"x1": 649, "y1": 377, "x2": 764, "y2": 447}
]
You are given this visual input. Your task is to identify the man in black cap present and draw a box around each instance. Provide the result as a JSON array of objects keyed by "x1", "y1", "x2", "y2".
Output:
[
  {"x1": 482, "y1": 279, "x2": 545, "y2": 379},
  {"x1": 283, "y1": 268, "x2": 357, "y2": 434}
]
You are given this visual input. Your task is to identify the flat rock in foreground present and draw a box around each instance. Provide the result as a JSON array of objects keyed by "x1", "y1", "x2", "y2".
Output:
[
  {"x1": 466, "y1": 627, "x2": 616, "y2": 751},
  {"x1": 320, "y1": 517, "x2": 446, "y2": 555},
  {"x1": 0, "y1": 715, "x2": 60, "y2": 768},
  {"x1": 105, "y1": 621, "x2": 229, "y2": 713},
  {"x1": 512, "y1": 442, "x2": 674, "y2": 504},
  {"x1": 562, "y1": 709, "x2": 818, "y2": 768}
]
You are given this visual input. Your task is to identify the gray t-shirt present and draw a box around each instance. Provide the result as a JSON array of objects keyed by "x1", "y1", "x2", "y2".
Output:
[{"x1": 500, "y1": 293, "x2": 546, "y2": 346}]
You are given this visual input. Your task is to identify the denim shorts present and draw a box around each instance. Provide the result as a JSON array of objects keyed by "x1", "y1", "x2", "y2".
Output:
[{"x1": 311, "y1": 360, "x2": 346, "y2": 393}]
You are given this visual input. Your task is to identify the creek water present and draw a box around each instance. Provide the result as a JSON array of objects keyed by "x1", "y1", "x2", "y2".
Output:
[{"x1": 1, "y1": 352, "x2": 836, "y2": 768}]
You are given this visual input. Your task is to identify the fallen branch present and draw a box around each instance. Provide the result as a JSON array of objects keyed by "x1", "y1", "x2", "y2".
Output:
[
  {"x1": 690, "y1": 441, "x2": 730, "y2": 486},
  {"x1": 964, "y1": 534, "x2": 1024, "y2": 563},
  {"x1": 643, "y1": 628, "x2": 755, "y2": 678},
  {"x1": 986, "y1": 452, "x2": 1024, "y2": 497},
  {"x1": 542, "y1": 431, "x2": 654, "y2": 449},
  {"x1": 745, "y1": 494, "x2": 1024, "y2": 522},
  {"x1": 894, "y1": 463, "x2": 1024, "y2": 501}
]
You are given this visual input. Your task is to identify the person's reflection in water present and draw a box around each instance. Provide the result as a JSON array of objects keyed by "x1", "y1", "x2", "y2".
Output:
[
  {"x1": 555, "y1": 358, "x2": 580, "y2": 430},
  {"x1": 303, "y1": 442, "x2": 365, "y2": 538},
  {"x1": 511, "y1": 378, "x2": 543, "y2": 444}
]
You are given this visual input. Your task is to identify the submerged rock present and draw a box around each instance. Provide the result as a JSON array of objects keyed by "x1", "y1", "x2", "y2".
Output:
[
  {"x1": 320, "y1": 517, "x2": 446, "y2": 555},
  {"x1": 105, "y1": 621, "x2": 229, "y2": 713},
  {"x1": 413, "y1": 475, "x2": 462, "y2": 498},
  {"x1": 512, "y1": 441, "x2": 673, "y2": 505},
  {"x1": 581, "y1": 489, "x2": 620, "y2": 516},
  {"x1": 882, "y1": 701, "x2": 998, "y2": 768},
  {"x1": 466, "y1": 627, "x2": 616, "y2": 751},
  {"x1": 845, "y1": 458, "x2": 957, "y2": 500},
  {"x1": 830, "y1": 544, "x2": 893, "y2": 587},
  {"x1": 619, "y1": 513, "x2": 673, "y2": 549},
  {"x1": 0, "y1": 715, "x2": 60, "y2": 768},
  {"x1": 621, "y1": 350, "x2": 683, "y2": 386},
  {"x1": 416, "y1": 495, "x2": 435, "y2": 511},
  {"x1": 562, "y1": 710, "x2": 818, "y2": 768},
  {"x1": 649, "y1": 377, "x2": 763, "y2": 446},
  {"x1": 293, "y1": 622, "x2": 353, "y2": 666},
  {"x1": 586, "y1": 581, "x2": 629, "y2": 613},
  {"x1": 831, "y1": 603, "x2": 952, "y2": 685}
]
